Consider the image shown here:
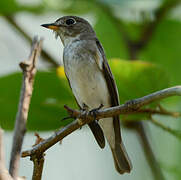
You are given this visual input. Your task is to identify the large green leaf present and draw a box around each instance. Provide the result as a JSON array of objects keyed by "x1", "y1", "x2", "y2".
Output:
[
  {"x1": 139, "y1": 19, "x2": 181, "y2": 86},
  {"x1": 0, "y1": 71, "x2": 76, "y2": 131},
  {"x1": 109, "y1": 59, "x2": 169, "y2": 121},
  {"x1": 110, "y1": 59, "x2": 169, "y2": 102}
]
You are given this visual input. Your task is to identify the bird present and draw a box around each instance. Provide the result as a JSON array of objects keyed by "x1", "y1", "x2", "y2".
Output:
[{"x1": 41, "y1": 16, "x2": 132, "y2": 174}]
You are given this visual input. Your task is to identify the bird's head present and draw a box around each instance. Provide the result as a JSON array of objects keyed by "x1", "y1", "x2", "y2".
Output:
[{"x1": 41, "y1": 16, "x2": 95, "y2": 46}]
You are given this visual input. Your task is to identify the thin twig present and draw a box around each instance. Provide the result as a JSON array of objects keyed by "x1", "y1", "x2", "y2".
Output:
[
  {"x1": 0, "y1": 128, "x2": 13, "y2": 180},
  {"x1": 129, "y1": 0, "x2": 181, "y2": 59},
  {"x1": 21, "y1": 86, "x2": 181, "y2": 158},
  {"x1": 96, "y1": 1, "x2": 131, "y2": 47},
  {"x1": 124, "y1": 122, "x2": 165, "y2": 180},
  {"x1": 9, "y1": 37, "x2": 42, "y2": 179},
  {"x1": 150, "y1": 116, "x2": 181, "y2": 140},
  {"x1": 4, "y1": 16, "x2": 59, "y2": 67},
  {"x1": 140, "y1": 0, "x2": 180, "y2": 47},
  {"x1": 31, "y1": 154, "x2": 45, "y2": 180},
  {"x1": 0, "y1": 128, "x2": 5, "y2": 169},
  {"x1": 31, "y1": 134, "x2": 45, "y2": 180},
  {"x1": 127, "y1": 108, "x2": 180, "y2": 117}
]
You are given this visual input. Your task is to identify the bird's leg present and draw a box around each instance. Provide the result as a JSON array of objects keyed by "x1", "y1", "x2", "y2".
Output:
[
  {"x1": 82, "y1": 103, "x2": 89, "y2": 111},
  {"x1": 77, "y1": 103, "x2": 90, "y2": 126},
  {"x1": 90, "y1": 103, "x2": 104, "y2": 121},
  {"x1": 78, "y1": 103, "x2": 104, "y2": 125}
]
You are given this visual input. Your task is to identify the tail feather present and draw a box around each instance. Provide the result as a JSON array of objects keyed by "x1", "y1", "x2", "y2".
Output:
[
  {"x1": 88, "y1": 121, "x2": 105, "y2": 148},
  {"x1": 98, "y1": 117, "x2": 132, "y2": 174},
  {"x1": 111, "y1": 142, "x2": 132, "y2": 174}
]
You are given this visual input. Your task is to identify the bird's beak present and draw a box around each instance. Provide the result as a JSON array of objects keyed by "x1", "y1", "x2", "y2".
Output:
[{"x1": 41, "y1": 23, "x2": 59, "y2": 30}]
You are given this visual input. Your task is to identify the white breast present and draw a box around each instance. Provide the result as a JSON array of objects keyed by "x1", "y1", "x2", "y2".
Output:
[{"x1": 63, "y1": 41, "x2": 110, "y2": 109}]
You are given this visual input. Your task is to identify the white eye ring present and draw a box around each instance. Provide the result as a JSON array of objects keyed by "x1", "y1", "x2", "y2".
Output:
[{"x1": 65, "y1": 18, "x2": 76, "y2": 25}]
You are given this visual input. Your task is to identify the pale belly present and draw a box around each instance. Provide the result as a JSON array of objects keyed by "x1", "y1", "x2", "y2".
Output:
[{"x1": 65, "y1": 59, "x2": 110, "y2": 109}]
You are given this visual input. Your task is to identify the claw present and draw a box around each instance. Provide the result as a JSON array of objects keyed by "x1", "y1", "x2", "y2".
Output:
[
  {"x1": 82, "y1": 103, "x2": 89, "y2": 111},
  {"x1": 90, "y1": 104, "x2": 104, "y2": 120},
  {"x1": 77, "y1": 118, "x2": 85, "y2": 126}
]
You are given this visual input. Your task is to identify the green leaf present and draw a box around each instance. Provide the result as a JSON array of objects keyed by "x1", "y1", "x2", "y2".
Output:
[
  {"x1": 0, "y1": 0, "x2": 44, "y2": 15},
  {"x1": 139, "y1": 19, "x2": 181, "y2": 86},
  {"x1": 43, "y1": 0, "x2": 95, "y2": 14},
  {"x1": 0, "y1": 71, "x2": 77, "y2": 131},
  {"x1": 0, "y1": 0, "x2": 20, "y2": 14},
  {"x1": 110, "y1": 59, "x2": 169, "y2": 101},
  {"x1": 109, "y1": 59, "x2": 169, "y2": 120}
]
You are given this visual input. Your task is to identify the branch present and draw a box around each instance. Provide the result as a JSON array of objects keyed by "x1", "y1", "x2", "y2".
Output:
[
  {"x1": 9, "y1": 37, "x2": 42, "y2": 178},
  {"x1": 140, "y1": 0, "x2": 180, "y2": 46},
  {"x1": 22, "y1": 86, "x2": 181, "y2": 158},
  {"x1": 129, "y1": 0, "x2": 181, "y2": 59},
  {"x1": 125, "y1": 108, "x2": 180, "y2": 117},
  {"x1": 31, "y1": 154, "x2": 45, "y2": 180},
  {"x1": 4, "y1": 16, "x2": 59, "y2": 68},
  {"x1": 150, "y1": 116, "x2": 181, "y2": 140},
  {"x1": 0, "y1": 128, "x2": 13, "y2": 180},
  {"x1": 124, "y1": 122, "x2": 165, "y2": 180},
  {"x1": 96, "y1": 1, "x2": 131, "y2": 49}
]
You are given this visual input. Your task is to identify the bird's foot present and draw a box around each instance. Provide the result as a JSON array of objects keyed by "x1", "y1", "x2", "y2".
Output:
[
  {"x1": 90, "y1": 104, "x2": 104, "y2": 120},
  {"x1": 78, "y1": 103, "x2": 104, "y2": 125},
  {"x1": 82, "y1": 103, "x2": 89, "y2": 111},
  {"x1": 77, "y1": 103, "x2": 89, "y2": 126}
]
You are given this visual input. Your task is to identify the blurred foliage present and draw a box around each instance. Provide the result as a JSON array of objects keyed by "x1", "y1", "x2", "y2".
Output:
[
  {"x1": 140, "y1": 19, "x2": 181, "y2": 85},
  {"x1": 110, "y1": 59, "x2": 169, "y2": 102},
  {"x1": 94, "y1": 10, "x2": 129, "y2": 59},
  {"x1": 0, "y1": 0, "x2": 44, "y2": 14},
  {"x1": 0, "y1": 71, "x2": 76, "y2": 130}
]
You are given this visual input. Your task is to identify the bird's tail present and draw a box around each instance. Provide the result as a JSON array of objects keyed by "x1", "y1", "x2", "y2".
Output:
[
  {"x1": 98, "y1": 117, "x2": 132, "y2": 174},
  {"x1": 110, "y1": 141, "x2": 132, "y2": 174}
]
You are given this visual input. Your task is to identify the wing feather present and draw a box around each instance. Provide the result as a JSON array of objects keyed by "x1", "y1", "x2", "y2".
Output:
[{"x1": 95, "y1": 40, "x2": 121, "y2": 142}]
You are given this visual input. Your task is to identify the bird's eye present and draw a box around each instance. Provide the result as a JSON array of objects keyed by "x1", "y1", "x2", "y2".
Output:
[{"x1": 65, "y1": 18, "x2": 76, "y2": 25}]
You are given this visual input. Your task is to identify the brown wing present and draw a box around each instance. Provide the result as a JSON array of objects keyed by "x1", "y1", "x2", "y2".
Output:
[
  {"x1": 95, "y1": 40, "x2": 121, "y2": 143},
  {"x1": 96, "y1": 40, "x2": 132, "y2": 173},
  {"x1": 64, "y1": 68, "x2": 105, "y2": 148}
]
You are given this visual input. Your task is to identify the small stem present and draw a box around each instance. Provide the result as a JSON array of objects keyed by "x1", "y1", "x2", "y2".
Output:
[
  {"x1": 124, "y1": 122, "x2": 165, "y2": 180},
  {"x1": 4, "y1": 16, "x2": 59, "y2": 68},
  {"x1": 137, "y1": 122, "x2": 165, "y2": 180},
  {"x1": 150, "y1": 117, "x2": 181, "y2": 140},
  {"x1": 131, "y1": 108, "x2": 180, "y2": 117},
  {"x1": 31, "y1": 154, "x2": 45, "y2": 180},
  {"x1": 96, "y1": 1, "x2": 131, "y2": 50},
  {"x1": 128, "y1": 0, "x2": 181, "y2": 59},
  {"x1": 0, "y1": 128, "x2": 13, "y2": 180}
]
